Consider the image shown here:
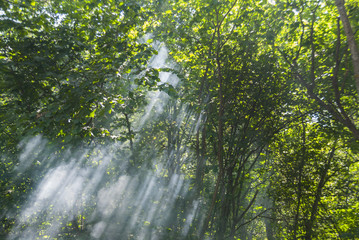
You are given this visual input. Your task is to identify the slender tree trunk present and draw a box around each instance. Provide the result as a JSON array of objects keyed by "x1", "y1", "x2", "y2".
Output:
[
  {"x1": 304, "y1": 146, "x2": 335, "y2": 240},
  {"x1": 335, "y1": 0, "x2": 359, "y2": 96},
  {"x1": 124, "y1": 113, "x2": 133, "y2": 153},
  {"x1": 196, "y1": 124, "x2": 206, "y2": 193},
  {"x1": 200, "y1": 10, "x2": 226, "y2": 240},
  {"x1": 196, "y1": 64, "x2": 209, "y2": 194},
  {"x1": 214, "y1": 8, "x2": 227, "y2": 238},
  {"x1": 264, "y1": 212, "x2": 275, "y2": 240},
  {"x1": 294, "y1": 120, "x2": 306, "y2": 239},
  {"x1": 199, "y1": 2, "x2": 238, "y2": 238},
  {"x1": 124, "y1": 113, "x2": 136, "y2": 172}
]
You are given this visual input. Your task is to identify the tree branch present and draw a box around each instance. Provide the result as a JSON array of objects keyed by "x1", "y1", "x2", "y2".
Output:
[{"x1": 335, "y1": 0, "x2": 359, "y2": 97}]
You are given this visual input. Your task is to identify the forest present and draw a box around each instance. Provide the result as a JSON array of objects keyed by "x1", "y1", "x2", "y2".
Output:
[{"x1": 0, "y1": 0, "x2": 358, "y2": 239}]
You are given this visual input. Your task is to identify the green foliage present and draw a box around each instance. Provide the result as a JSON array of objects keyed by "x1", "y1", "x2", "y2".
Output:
[
  {"x1": 0, "y1": 0, "x2": 158, "y2": 147},
  {"x1": 1, "y1": 0, "x2": 358, "y2": 239}
]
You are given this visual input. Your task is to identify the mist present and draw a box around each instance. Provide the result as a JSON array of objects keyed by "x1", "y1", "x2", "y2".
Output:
[
  {"x1": 3, "y1": 42, "x2": 202, "y2": 240},
  {"x1": 8, "y1": 136, "x2": 199, "y2": 240}
]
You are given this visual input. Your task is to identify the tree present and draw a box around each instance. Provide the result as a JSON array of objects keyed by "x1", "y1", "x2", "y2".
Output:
[
  {"x1": 274, "y1": 0, "x2": 359, "y2": 141},
  {"x1": 335, "y1": 0, "x2": 359, "y2": 96},
  {"x1": 269, "y1": 118, "x2": 358, "y2": 239},
  {"x1": 1, "y1": 0, "x2": 358, "y2": 239},
  {"x1": 0, "y1": 0, "x2": 160, "y2": 235},
  {"x1": 0, "y1": 0, "x2": 158, "y2": 146},
  {"x1": 154, "y1": 0, "x2": 295, "y2": 238}
]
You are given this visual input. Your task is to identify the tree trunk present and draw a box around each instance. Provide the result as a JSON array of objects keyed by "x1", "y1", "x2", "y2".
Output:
[
  {"x1": 335, "y1": 0, "x2": 359, "y2": 96},
  {"x1": 294, "y1": 120, "x2": 306, "y2": 239},
  {"x1": 304, "y1": 146, "x2": 335, "y2": 240},
  {"x1": 196, "y1": 124, "x2": 206, "y2": 193},
  {"x1": 264, "y1": 213, "x2": 275, "y2": 240},
  {"x1": 199, "y1": 9, "x2": 226, "y2": 239}
]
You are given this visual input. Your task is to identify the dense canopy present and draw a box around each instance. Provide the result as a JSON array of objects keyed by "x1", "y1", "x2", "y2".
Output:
[{"x1": 1, "y1": 0, "x2": 358, "y2": 239}]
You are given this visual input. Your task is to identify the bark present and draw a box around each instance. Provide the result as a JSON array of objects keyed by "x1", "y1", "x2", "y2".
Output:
[
  {"x1": 214, "y1": 6, "x2": 227, "y2": 238},
  {"x1": 196, "y1": 64, "x2": 209, "y2": 193},
  {"x1": 200, "y1": 7, "x2": 226, "y2": 239},
  {"x1": 264, "y1": 205, "x2": 275, "y2": 240},
  {"x1": 335, "y1": 0, "x2": 359, "y2": 96},
  {"x1": 196, "y1": 124, "x2": 206, "y2": 192},
  {"x1": 293, "y1": 120, "x2": 306, "y2": 239},
  {"x1": 304, "y1": 146, "x2": 336, "y2": 240},
  {"x1": 124, "y1": 113, "x2": 133, "y2": 153},
  {"x1": 124, "y1": 113, "x2": 136, "y2": 171},
  {"x1": 199, "y1": 2, "x2": 238, "y2": 238}
]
